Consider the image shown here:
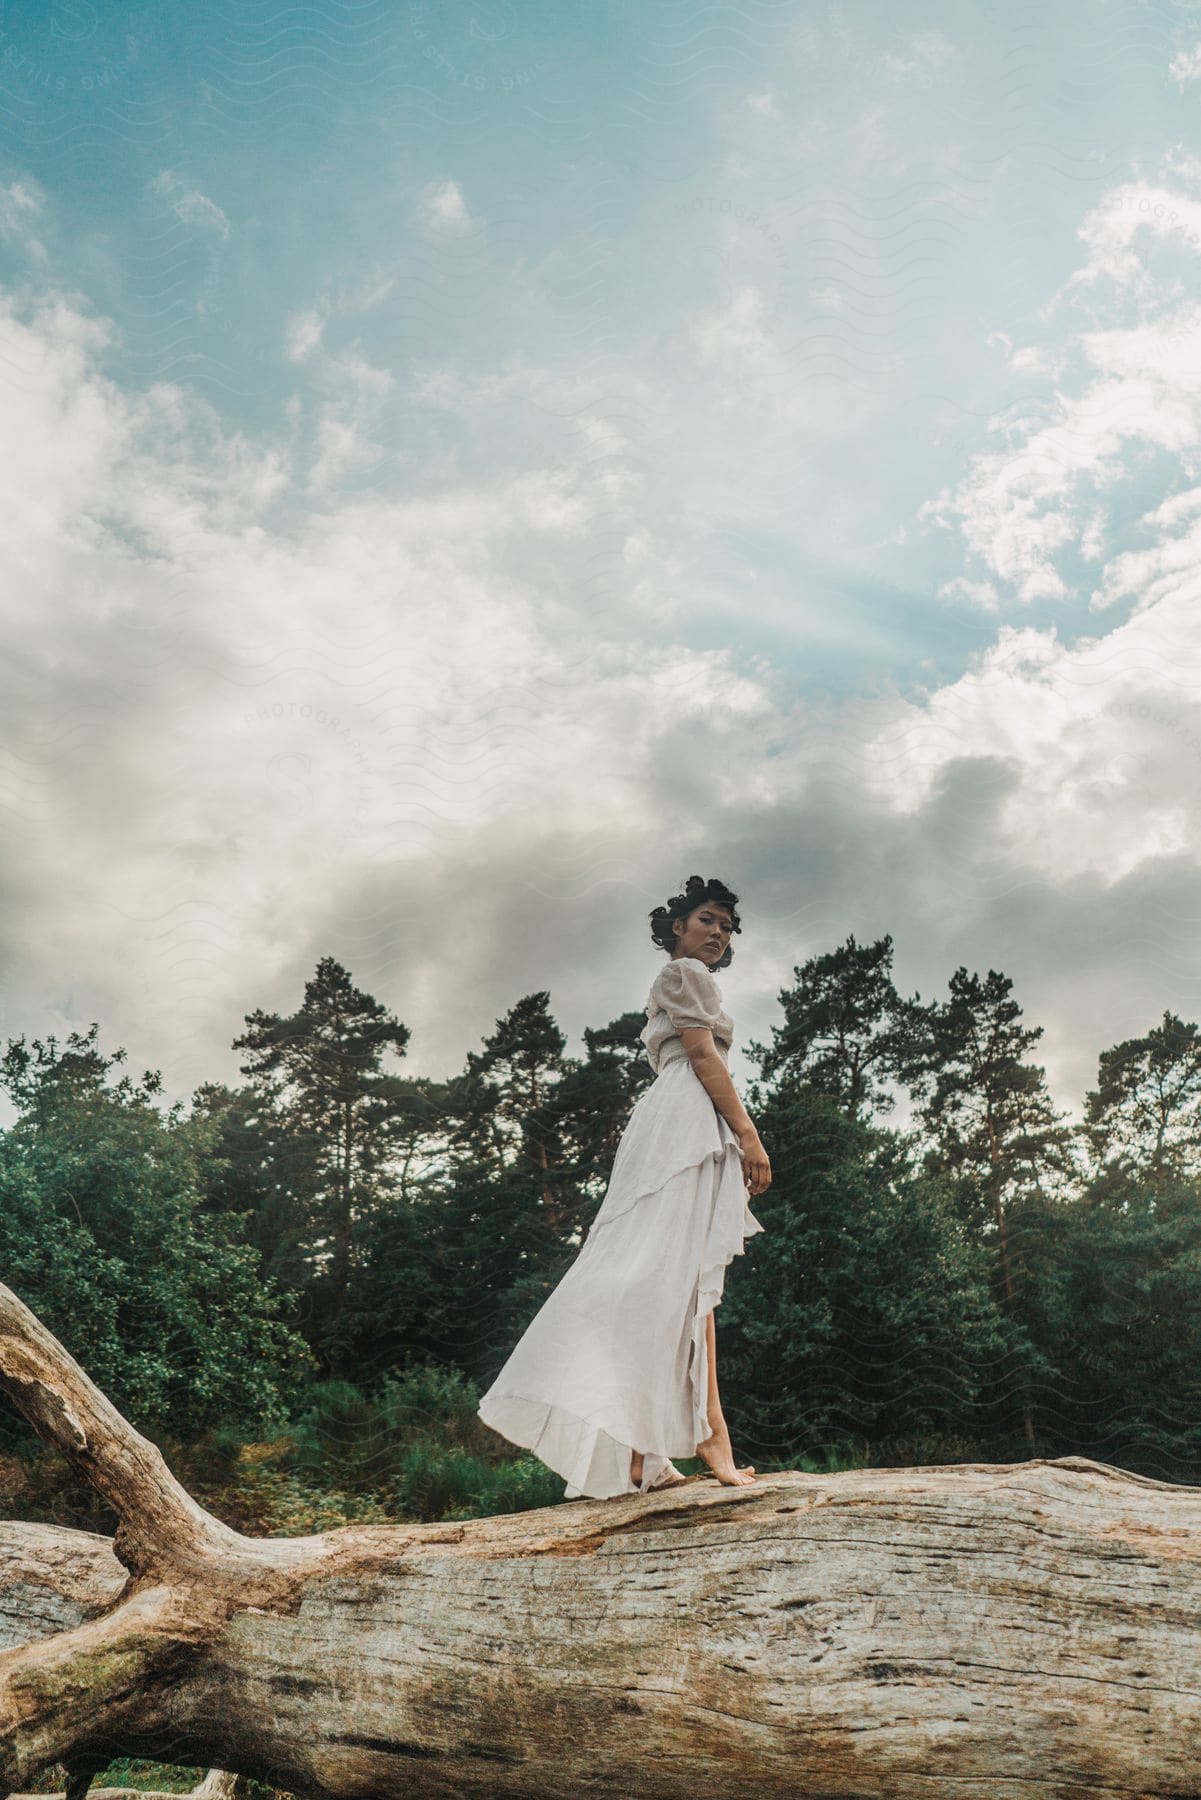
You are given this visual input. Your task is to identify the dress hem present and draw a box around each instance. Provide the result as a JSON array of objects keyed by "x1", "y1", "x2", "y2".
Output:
[{"x1": 478, "y1": 1140, "x2": 763, "y2": 1500}]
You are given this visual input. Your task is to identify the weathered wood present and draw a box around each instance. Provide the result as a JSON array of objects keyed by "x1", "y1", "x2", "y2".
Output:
[{"x1": 4, "y1": 1278, "x2": 1201, "y2": 1798}]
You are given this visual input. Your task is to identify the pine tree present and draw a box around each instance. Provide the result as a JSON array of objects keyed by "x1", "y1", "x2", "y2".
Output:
[
  {"x1": 898, "y1": 967, "x2": 1077, "y2": 1448},
  {"x1": 747, "y1": 933, "x2": 927, "y2": 1122},
  {"x1": 187, "y1": 1079, "x2": 318, "y2": 1300},
  {"x1": 467, "y1": 993, "x2": 568, "y2": 1232},
  {"x1": 232, "y1": 957, "x2": 412, "y2": 1365},
  {"x1": 1083, "y1": 1011, "x2": 1201, "y2": 1187}
]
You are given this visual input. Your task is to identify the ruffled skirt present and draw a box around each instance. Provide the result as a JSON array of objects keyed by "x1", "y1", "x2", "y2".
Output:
[{"x1": 476, "y1": 1056, "x2": 765, "y2": 1498}]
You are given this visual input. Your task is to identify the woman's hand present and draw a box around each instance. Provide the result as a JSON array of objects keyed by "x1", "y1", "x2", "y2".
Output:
[{"x1": 737, "y1": 1126, "x2": 772, "y2": 1197}]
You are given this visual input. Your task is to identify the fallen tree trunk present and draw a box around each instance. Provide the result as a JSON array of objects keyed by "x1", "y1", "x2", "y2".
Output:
[{"x1": 3, "y1": 1280, "x2": 1201, "y2": 1798}]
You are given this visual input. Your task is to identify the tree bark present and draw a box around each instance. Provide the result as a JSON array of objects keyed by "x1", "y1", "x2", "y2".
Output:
[{"x1": 4, "y1": 1280, "x2": 1201, "y2": 1799}]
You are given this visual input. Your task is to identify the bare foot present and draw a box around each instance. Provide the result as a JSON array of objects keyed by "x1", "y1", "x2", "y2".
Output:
[
  {"x1": 695, "y1": 1413, "x2": 756, "y2": 1486},
  {"x1": 630, "y1": 1450, "x2": 690, "y2": 1491}
]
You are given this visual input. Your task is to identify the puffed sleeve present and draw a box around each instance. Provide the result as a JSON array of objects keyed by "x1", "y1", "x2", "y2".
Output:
[{"x1": 653, "y1": 957, "x2": 723, "y2": 1034}]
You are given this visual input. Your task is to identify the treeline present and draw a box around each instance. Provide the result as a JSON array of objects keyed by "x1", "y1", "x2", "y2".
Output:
[{"x1": 3, "y1": 939, "x2": 1201, "y2": 1507}]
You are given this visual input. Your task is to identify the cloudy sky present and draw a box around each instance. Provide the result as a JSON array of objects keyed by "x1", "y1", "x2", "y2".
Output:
[{"x1": 1, "y1": 0, "x2": 1200, "y2": 1131}]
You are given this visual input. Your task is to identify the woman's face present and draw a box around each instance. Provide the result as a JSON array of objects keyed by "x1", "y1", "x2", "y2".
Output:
[{"x1": 673, "y1": 901, "x2": 735, "y2": 967}]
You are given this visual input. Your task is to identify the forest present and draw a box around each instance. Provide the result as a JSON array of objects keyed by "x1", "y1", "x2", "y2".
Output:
[{"x1": 4, "y1": 938, "x2": 1201, "y2": 1794}]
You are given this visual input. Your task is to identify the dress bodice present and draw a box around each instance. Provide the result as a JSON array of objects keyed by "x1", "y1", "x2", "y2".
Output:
[{"x1": 639, "y1": 955, "x2": 734, "y2": 1074}]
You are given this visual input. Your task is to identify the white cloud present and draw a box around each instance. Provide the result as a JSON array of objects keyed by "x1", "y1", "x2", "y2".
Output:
[
  {"x1": 345, "y1": 275, "x2": 395, "y2": 311},
  {"x1": 938, "y1": 575, "x2": 1002, "y2": 611},
  {"x1": 878, "y1": 30, "x2": 957, "y2": 79},
  {"x1": 1008, "y1": 344, "x2": 1067, "y2": 377},
  {"x1": 1163, "y1": 148, "x2": 1201, "y2": 185},
  {"x1": 1059, "y1": 181, "x2": 1201, "y2": 300},
  {"x1": 919, "y1": 282, "x2": 1201, "y2": 606},
  {"x1": 689, "y1": 285, "x2": 774, "y2": 369},
  {"x1": 0, "y1": 178, "x2": 47, "y2": 263},
  {"x1": 285, "y1": 309, "x2": 324, "y2": 362},
  {"x1": 282, "y1": 272, "x2": 396, "y2": 370},
  {"x1": 294, "y1": 346, "x2": 397, "y2": 495},
  {"x1": 422, "y1": 179, "x2": 471, "y2": 232},
  {"x1": 858, "y1": 602, "x2": 1201, "y2": 890},
  {"x1": 0, "y1": 179, "x2": 40, "y2": 224},
  {"x1": 1168, "y1": 44, "x2": 1201, "y2": 87},
  {"x1": 150, "y1": 170, "x2": 230, "y2": 240},
  {"x1": 1090, "y1": 482, "x2": 1201, "y2": 614},
  {"x1": 330, "y1": 349, "x2": 394, "y2": 397}
]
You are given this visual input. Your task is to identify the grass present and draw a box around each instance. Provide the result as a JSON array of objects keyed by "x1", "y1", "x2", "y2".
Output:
[{"x1": 20, "y1": 1761, "x2": 287, "y2": 1796}]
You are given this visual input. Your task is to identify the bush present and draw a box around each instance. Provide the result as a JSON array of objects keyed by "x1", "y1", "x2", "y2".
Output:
[
  {"x1": 278, "y1": 1379, "x2": 403, "y2": 1491},
  {"x1": 389, "y1": 1441, "x2": 567, "y2": 1520},
  {"x1": 375, "y1": 1361, "x2": 492, "y2": 1447},
  {"x1": 277, "y1": 1363, "x2": 509, "y2": 1497}
]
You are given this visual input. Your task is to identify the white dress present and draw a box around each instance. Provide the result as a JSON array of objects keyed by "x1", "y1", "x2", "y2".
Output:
[{"x1": 476, "y1": 955, "x2": 765, "y2": 1499}]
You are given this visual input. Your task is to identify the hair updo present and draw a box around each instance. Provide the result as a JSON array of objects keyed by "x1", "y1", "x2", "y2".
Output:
[{"x1": 649, "y1": 874, "x2": 741, "y2": 971}]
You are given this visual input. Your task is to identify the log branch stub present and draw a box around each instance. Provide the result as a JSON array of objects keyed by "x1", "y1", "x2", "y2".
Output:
[{"x1": 0, "y1": 1285, "x2": 231, "y2": 1576}]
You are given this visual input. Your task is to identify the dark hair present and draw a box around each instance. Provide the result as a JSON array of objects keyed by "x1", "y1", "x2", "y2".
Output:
[{"x1": 649, "y1": 874, "x2": 741, "y2": 971}]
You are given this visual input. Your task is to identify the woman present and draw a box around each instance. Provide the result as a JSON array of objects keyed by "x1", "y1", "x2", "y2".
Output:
[{"x1": 477, "y1": 874, "x2": 772, "y2": 1498}]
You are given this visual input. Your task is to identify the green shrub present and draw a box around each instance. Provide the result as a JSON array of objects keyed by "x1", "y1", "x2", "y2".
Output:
[
  {"x1": 389, "y1": 1441, "x2": 566, "y2": 1521},
  {"x1": 279, "y1": 1379, "x2": 404, "y2": 1490},
  {"x1": 276, "y1": 1363, "x2": 503, "y2": 1497},
  {"x1": 374, "y1": 1361, "x2": 490, "y2": 1446}
]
